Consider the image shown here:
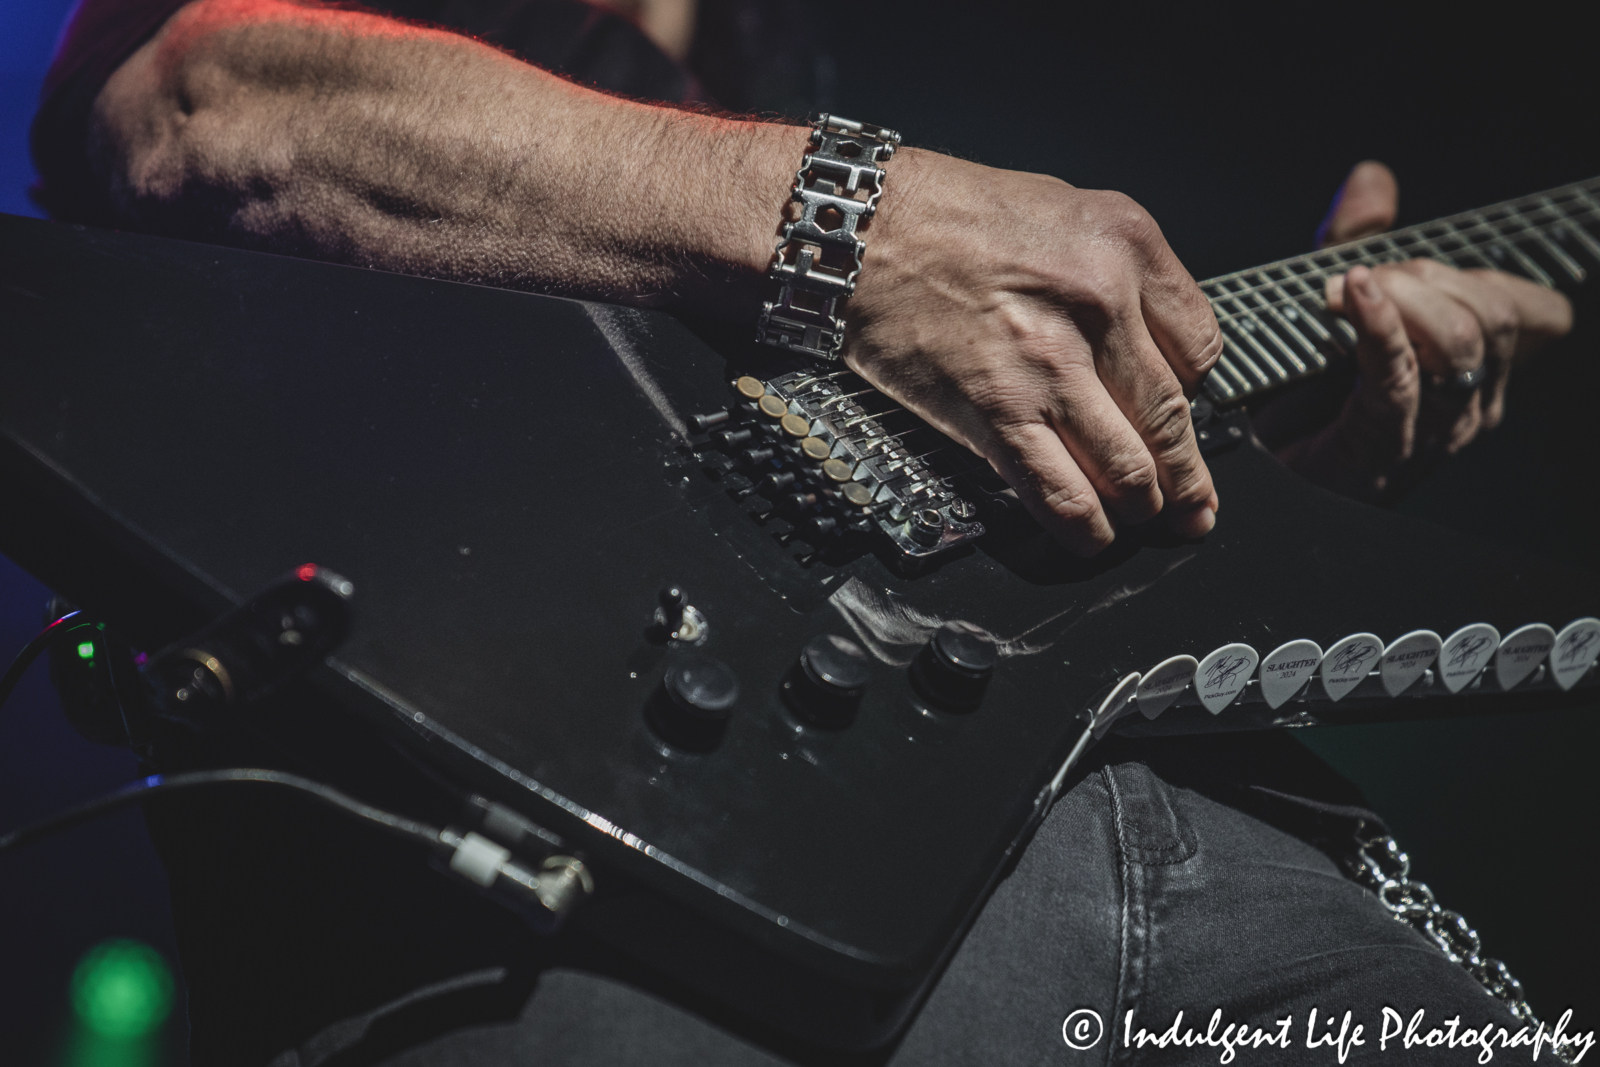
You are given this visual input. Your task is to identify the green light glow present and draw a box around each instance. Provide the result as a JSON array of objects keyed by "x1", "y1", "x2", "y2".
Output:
[
  {"x1": 77, "y1": 641, "x2": 97, "y2": 660},
  {"x1": 70, "y1": 940, "x2": 174, "y2": 1039}
]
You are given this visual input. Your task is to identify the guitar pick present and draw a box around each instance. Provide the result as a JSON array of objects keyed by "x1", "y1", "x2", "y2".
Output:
[
  {"x1": 1380, "y1": 629, "x2": 1441, "y2": 697},
  {"x1": 1495, "y1": 623, "x2": 1557, "y2": 691},
  {"x1": 1439, "y1": 623, "x2": 1500, "y2": 693},
  {"x1": 1258, "y1": 640, "x2": 1322, "y2": 710},
  {"x1": 1136, "y1": 655, "x2": 1198, "y2": 719},
  {"x1": 1195, "y1": 643, "x2": 1258, "y2": 714},
  {"x1": 1550, "y1": 617, "x2": 1600, "y2": 691},
  {"x1": 1091, "y1": 672, "x2": 1142, "y2": 738},
  {"x1": 1320, "y1": 633, "x2": 1383, "y2": 702}
]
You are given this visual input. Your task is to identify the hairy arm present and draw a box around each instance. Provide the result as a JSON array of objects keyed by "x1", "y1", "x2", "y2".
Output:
[
  {"x1": 91, "y1": 0, "x2": 791, "y2": 309},
  {"x1": 90, "y1": 0, "x2": 1223, "y2": 554}
]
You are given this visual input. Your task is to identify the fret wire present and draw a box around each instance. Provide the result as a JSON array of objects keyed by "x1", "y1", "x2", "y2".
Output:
[
  {"x1": 1255, "y1": 314, "x2": 1310, "y2": 375},
  {"x1": 1212, "y1": 353, "x2": 1253, "y2": 394},
  {"x1": 1554, "y1": 192, "x2": 1600, "y2": 260},
  {"x1": 1207, "y1": 198, "x2": 1600, "y2": 325},
  {"x1": 1456, "y1": 216, "x2": 1554, "y2": 286},
  {"x1": 1257, "y1": 302, "x2": 1325, "y2": 370},
  {"x1": 1216, "y1": 286, "x2": 1292, "y2": 377},
  {"x1": 1203, "y1": 368, "x2": 1238, "y2": 401},
  {"x1": 1250, "y1": 196, "x2": 1598, "y2": 298},
  {"x1": 1431, "y1": 218, "x2": 1494, "y2": 271},
  {"x1": 1202, "y1": 191, "x2": 1600, "y2": 307},
  {"x1": 1220, "y1": 334, "x2": 1273, "y2": 386},
  {"x1": 1232, "y1": 278, "x2": 1314, "y2": 374},
  {"x1": 1529, "y1": 229, "x2": 1586, "y2": 281},
  {"x1": 1212, "y1": 277, "x2": 1336, "y2": 349},
  {"x1": 1200, "y1": 178, "x2": 1600, "y2": 402},
  {"x1": 1230, "y1": 317, "x2": 1292, "y2": 380},
  {"x1": 1201, "y1": 176, "x2": 1599, "y2": 291}
]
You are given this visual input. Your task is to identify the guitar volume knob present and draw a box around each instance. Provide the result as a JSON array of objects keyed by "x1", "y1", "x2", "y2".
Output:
[
  {"x1": 784, "y1": 634, "x2": 871, "y2": 728},
  {"x1": 910, "y1": 622, "x2": 996, "y2": 711},
  {"x1": 646, "y1": 653, "x2": 739, "y2": 750}
]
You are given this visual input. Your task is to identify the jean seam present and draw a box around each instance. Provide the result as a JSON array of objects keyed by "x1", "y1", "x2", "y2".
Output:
[{"x1": 1103, "y1": 765, "x2": 1142, "y2": 1067}]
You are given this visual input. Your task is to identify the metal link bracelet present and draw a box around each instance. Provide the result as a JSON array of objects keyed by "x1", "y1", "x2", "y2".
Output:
[
  {"x1": 755, "y1": 114, "x2": 902, "y2": 361},
  {"x1": 1345, "y1": 821, "x2": 1574, "y2": 1063}
]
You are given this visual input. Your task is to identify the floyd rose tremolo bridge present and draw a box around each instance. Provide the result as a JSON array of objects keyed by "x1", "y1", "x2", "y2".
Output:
[{"x1": 690, "y1": 371, "x2": 987, "y2": 564}]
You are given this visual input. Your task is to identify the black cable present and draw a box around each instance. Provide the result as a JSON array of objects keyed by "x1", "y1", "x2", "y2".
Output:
[
  {"x1": 0, "y1": 768, "x2": 444, "y2": 855},
  {"x1": 0, "y1": 610, "x2": 84, "y2": 713}
]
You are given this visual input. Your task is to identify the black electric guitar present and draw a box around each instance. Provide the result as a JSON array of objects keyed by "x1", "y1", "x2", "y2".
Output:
[{"x1": 2, "y1": 177, "x2": 1598, "y2": 1050}]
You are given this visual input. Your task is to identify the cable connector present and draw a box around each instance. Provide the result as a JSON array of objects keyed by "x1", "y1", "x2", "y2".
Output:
[
  {"x1": 141, "y1": 565, "x2": 353, "y2": 727},
  {"x1": 437, "y1": 829, "x2": 593, "y2": 930}
]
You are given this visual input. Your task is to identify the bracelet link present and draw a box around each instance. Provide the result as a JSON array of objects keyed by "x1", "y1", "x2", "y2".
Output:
[{"x1": 756, "y1": 114, "x2": 901, "y2": 361}]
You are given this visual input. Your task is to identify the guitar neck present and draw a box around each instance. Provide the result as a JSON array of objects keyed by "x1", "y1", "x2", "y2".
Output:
[{"x1": 1199, "y1": 175, "x2": 1600, "y2": 406}]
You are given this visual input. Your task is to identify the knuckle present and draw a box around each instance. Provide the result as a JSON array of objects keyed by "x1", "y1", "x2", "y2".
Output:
[
  {"x1": 968, "y1": 379, "x2": 1044, "y2": 431},
  {"x1": 1181, "y1": 321, "x2": 1224, "y2": 379},
  {"x1": 1483, "y1": 298, "x2": 1518, "y2": 353},
  {"x1": 1039, "y1": 481, "x2": 1101, "y2": 523},
  {"x1": 1100, "y1": 451, "x2": 1160, "y2": 499},
  {"x1": 1087, "y1": 189, "x2": 1158, "y2": 244},
  {"x1": 1140, "y1": 389, "x2": 1194, "y2": 455},
  {"x1": 1440, "y1": 309, "x2": 1484, "y2": 363},
  {"x1": 1399, "y1": 257, "x2": 1445, "y2": 278}
]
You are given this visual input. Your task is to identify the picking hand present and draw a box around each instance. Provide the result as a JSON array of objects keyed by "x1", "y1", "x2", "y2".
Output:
[{"x1": 841, "y1": 152, "x2": 1222, "y2": 556}]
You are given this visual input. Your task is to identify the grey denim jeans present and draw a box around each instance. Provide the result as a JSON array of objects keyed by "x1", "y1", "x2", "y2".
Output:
[{"x1": 153, "y1": 732, "x2": 1536, "y2": 1067}]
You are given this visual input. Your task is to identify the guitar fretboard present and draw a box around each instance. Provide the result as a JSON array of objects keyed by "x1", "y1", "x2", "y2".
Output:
[{"x1": 1199, "y1": 176, "x2": 1600, "y2": 405}]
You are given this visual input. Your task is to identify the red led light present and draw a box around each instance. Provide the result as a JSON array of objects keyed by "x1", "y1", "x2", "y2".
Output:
[{"x1": 296, "y1": 563, "x2": 319, "y2": 582}]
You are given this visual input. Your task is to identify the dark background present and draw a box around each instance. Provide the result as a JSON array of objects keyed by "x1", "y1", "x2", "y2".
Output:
[
  {"x1": 2, "y1": 0, "x2": 1597, "y2": 1061},
  {"x1": 825, "y1": 0, "x2": 1600, "y2": 1026},
  {"x1": 2, "y1": 3, "x2": 190, "y2": 1066}
]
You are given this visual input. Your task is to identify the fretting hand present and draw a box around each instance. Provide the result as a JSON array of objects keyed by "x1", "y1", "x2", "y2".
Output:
[{"x1": 1269, "y1": 162, "x2": 1572, "y2": 501}]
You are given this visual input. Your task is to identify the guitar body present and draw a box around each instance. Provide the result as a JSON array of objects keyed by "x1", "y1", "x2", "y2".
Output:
[{"x1": 3, "y1": 213, "x2": 1597, "y2": 1046}]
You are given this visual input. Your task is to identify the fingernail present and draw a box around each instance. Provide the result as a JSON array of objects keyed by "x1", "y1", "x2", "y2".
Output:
[
  {"x1": 1325, "y1": 274, "x2": 1346, "y2": 307},
  {"x1": 1171, "y1": 504, "x2": 1216, "y2": 539}
]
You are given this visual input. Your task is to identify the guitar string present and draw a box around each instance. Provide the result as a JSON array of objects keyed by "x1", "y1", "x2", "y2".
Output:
[
  {"x1": 1205, "y1": 195, "x2": 1600, "y2": 312},
  {"x1": 1199, "y1": 178, "x2": 1600, "y2": 293},
  {"x1": 1208, "y1": 201, "x2": 1598, "y2": 304},
  {"x1": 1200, "y1": 198, "x2": 1600, "y2": 383},
  {"x1": 803, "y1": 181, "x2": 1600, "y2": 410}
]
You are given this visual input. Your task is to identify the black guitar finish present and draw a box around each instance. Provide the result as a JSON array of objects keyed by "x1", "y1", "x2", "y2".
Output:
[{"x1": 3, "y1": 213, "x2": 1598, "y2": 1046}]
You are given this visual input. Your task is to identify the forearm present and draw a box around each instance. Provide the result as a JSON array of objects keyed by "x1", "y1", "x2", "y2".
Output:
[
  {"x1": 86, "y1": 0, "x2": 1226, "y2": 555},
  {"x1": 90, "y1": 0, "x2": 793, "y2": 312}
]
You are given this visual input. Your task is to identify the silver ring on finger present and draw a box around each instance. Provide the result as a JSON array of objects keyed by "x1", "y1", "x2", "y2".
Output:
[{"x1": 1424, "y1": 363, "x2": 1486, "y2": 394}]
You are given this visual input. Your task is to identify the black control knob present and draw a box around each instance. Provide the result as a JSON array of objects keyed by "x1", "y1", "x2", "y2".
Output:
[
  {"x1": 909, "y1": 622, "x2": 996, "y2": 711},
  {"x1": 784, "y1": 634, "x2": 871, "y2": 728},
  {"x1": 647, "y1": 654, "x2": 739, "y2": 750}
]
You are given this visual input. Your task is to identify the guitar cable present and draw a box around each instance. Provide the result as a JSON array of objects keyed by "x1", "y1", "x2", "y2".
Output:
[
  {"x1": 0, "y1": 616, "x2": 442, "y2": 851},
  {"x1": 0, "y1": 616, "x2": 594, "y2": 926},
  {"x1": 0, "y1": 609, "x2": 83, "y2": 714},
  {"x1": 0, "y1": 768, "x2": 441, "y2": 855}
]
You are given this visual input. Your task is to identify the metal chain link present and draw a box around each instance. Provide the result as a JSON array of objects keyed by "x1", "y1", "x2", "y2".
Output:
[
  {"x1": 756, "y1": 114, "x2": 901, "y2": 361},
  {"x1": 1345, "y1": 822, "x2": 1574, "y2": 1064}
]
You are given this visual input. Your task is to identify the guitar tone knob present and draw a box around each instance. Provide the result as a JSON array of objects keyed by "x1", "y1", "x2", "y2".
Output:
[
  {"x1": 646, "y1": 654, "x2": 739, "y2": 751},
  {"x1": 785, "y1": 634, "x2": 871, "y2": 728},
  {"x1": 910, "y1": 622, "x2": 996, "y2": 711}
]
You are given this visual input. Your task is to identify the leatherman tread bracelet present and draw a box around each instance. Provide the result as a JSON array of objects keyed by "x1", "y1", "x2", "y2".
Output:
[{"x1": 755, "y1": 114, "x2": 902, "y2": 361}]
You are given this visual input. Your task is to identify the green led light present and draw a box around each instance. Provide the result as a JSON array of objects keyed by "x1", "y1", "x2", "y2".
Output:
[
  {"x1": 77, "y1": 641, "x2": 97, "y2": 660},
  {"x1": 70, "y1": 939, "x2": 174, "y2": 1039}
]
